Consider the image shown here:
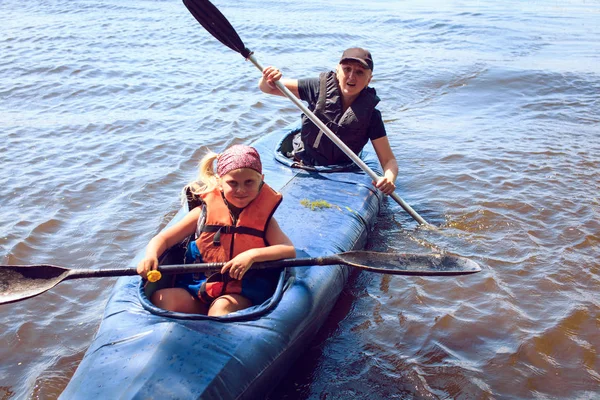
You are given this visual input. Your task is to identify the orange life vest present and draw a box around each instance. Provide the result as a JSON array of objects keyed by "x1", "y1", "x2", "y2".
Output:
[{"x1": 195, "y1": 183, "x2": 282, "y2": 262}]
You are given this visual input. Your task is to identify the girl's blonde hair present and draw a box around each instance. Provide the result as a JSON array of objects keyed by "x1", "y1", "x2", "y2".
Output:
[{"x1": 185, "y1": 150, "x2": 220, "y2": 196}]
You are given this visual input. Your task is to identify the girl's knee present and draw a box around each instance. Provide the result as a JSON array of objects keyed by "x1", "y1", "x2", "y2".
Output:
[
  {"x1": 151, "y1": 288, "x2": 206, "y2": 314},
  {"x1": 208, "y1": 295, "x2": 252, "y2": 316},
  {"x1": 151, "y1": 289, "x2": 170, "y2": 308}
]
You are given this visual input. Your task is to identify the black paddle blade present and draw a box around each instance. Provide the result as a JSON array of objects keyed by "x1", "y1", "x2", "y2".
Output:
[
  {"x1": 338, "y1": 251, "x2": 482, "y2": 276},
  {"x1": 183, "y1": 0, "x2": 252, "y2": 58},
  {"x1": 0, "y1": 265, "x2": 69, "y2": 305}
]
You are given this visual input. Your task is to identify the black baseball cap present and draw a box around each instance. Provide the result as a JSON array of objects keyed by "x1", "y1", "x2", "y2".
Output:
[{"x1": 339, "y1": 47, "x2": 374, "y2": 70}]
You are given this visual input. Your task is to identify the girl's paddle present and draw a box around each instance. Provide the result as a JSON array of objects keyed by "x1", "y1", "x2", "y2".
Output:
[
  {"x1": 0, "y1": 251, "x2": 480, "y2": 304},
  {"x1": 181, "y1": 0, "x2": 431, "y2": 227}
]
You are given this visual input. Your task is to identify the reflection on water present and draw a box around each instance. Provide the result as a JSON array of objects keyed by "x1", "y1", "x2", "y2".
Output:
[{"x1": 1, "y1": 0, "x2": 599, "y2": 398}]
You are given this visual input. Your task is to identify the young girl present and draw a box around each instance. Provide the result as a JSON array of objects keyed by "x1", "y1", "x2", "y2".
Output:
[{"x1": 137, "y1": 144, "x2": 296, "y2": 316}]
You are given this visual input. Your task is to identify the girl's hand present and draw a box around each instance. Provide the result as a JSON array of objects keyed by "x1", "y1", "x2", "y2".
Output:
[
  {"x1": 374, "y1": 176, "x2": 396, "y2": 195},
  {"x1": 221, "y1": 251, "x2": 256, "y2": 280},
  {"x1": 137, "y1": 257, "x2": 159, "y2": 279},
  {"x1": 262, "y1": 66, "x2": 282, "y2": 89}
]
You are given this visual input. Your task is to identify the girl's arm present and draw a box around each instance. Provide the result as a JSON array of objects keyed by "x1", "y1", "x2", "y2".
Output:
[
  {"x1": 137, "y1": 207, "x2": 202, "y2": 278},
  {"x1": 221, "y1": 217, "x2": 296, "y2": 280},
  {"x1": 371, "y1": 136, "x2": 398, "y2": 195},
  {"x1": 259, "y1": 66, "x2": 300, "y2": 98}
]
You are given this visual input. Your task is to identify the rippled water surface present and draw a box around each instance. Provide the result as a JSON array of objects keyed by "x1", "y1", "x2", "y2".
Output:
[{"x1": 1, "y1": 0, "x2": 599, "y2": 398}]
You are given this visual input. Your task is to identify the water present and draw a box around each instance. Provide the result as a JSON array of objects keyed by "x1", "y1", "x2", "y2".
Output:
[{"x1": 1, "y1": 0, "x2": 598, "y2": 398}]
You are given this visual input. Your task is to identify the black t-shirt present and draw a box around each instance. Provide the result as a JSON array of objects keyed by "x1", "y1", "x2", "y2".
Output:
[{"x1": 297, "y1": 77, "x2": 387, "y2": 142}]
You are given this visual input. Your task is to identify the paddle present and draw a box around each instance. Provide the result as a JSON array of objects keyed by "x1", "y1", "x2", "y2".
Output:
[
  {"x1": 182, "y1": 0, "x2": 431, "y2": 227},
  {"x1": 0, "y1": 251, "x2": 480, "y2": 304}
]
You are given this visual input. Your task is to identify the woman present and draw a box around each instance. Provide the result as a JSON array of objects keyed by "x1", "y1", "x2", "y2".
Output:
[{"x1": 259, "y1": 47, "x2": 398, "y2": 195}]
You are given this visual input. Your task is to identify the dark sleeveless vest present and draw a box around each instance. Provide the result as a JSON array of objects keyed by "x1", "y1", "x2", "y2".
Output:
[{"x1": 300, "y1": 71, "x2": 380, "y2": 165}]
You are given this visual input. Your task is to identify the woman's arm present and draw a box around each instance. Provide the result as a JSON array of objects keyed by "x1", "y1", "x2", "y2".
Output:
[
  {"x1": 371, "y1": 136, "x2": 399, "y2": 195},
  {"x1": 221, "y1": 217, "x2": 296, "y2": 280},
  {"x1": 136, "y1": 207, "x2": 202, "y2": 278},
  {"x1": 259, "y1": 66, "x2": 300, "y2": 98}
]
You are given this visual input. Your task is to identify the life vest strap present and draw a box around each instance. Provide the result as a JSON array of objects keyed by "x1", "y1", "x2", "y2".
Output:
[{"x1": 202, "y1": 224, "x2": 265, "y2": 246}]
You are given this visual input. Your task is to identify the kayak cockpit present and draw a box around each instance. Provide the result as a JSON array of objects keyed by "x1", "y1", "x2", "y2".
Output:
[
  {"x1": 137, "y1": 230, "x2": 301, "y2": 321},
  {"x1": 274, "y1": 127, "x2": 361, "y2": 173}
]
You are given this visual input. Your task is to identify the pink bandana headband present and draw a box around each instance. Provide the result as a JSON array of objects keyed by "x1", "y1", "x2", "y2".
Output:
[{"x1": 216, "y1": 145, "x2": 263, "y2": 176}]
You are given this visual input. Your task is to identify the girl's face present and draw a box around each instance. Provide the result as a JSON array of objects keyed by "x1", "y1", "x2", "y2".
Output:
[
  {"x1": 219, "y1": 168, "x2": 263, "y2": 208},
  {"x1": 336, "y1": 61, "x2": 372, "y2": 99}
]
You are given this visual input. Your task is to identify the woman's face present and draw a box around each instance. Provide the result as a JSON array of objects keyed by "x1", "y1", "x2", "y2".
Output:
[
  {"x1": 336, "y1": 61, "x2": 372, "y2": 99},
  {"x1": 219, "y1": 168, "x2": 263, "y2": 208}
]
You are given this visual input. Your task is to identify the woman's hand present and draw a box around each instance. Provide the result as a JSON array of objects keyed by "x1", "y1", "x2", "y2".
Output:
[
  {"x1": 371, "y1": 136, "x2": 398, "y2": 195},
  {"x1": 374, "y1": 176, "x2": 396, "y2": 195},
  {"x1": 221, "y1": 251, "x2": 256, "y2": 280},
  {"x1": 261, "y1": 66, "x2": 282, "y2": 90},
  {"x1": 137, "y1": 257, "x2": 159, "y2": 279},
  {"x1": 258, "y1": 67, "x2": 299, "y2": 97}
]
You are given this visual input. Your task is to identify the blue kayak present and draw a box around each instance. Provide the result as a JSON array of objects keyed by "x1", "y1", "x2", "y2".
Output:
[{"x1": 60, "y1": 123, "x2": 383, "y2": 399}]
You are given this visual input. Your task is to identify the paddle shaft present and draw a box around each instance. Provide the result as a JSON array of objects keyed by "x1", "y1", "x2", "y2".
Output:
[
  {"x1": 246, "y1": 55, "x2": 430, "y2": 226},
  {"x1": 63, "y1": 256, "x2": 341, "y2": 280}
]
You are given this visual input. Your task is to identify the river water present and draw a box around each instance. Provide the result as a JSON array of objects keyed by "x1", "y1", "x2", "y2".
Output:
[{"x1": 1, "y1": 0, "x2": 598, "y2": 398}]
